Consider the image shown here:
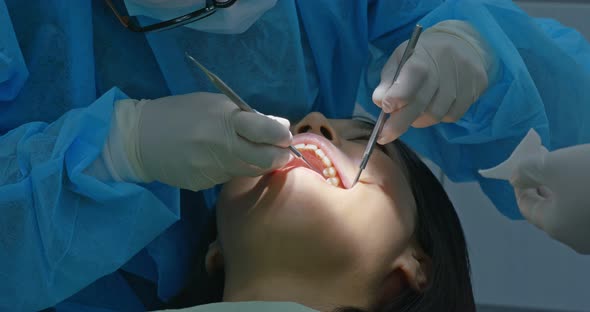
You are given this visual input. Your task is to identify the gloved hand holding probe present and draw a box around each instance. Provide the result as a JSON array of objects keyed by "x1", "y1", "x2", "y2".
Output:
[
  {"x1": 373, "y1": 20, "x2": 495, "y2": 144},
  {"x1": 102, "y1": 92, "x2": 293, "y2": 191}
]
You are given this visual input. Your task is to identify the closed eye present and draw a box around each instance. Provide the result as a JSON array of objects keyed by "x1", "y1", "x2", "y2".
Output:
[
  {"x1": 350, "y1": 137, "x2": 370, "y2": 143},
  {"x1": 348, "y1": 134, "x2": 388, "y2": 153}
]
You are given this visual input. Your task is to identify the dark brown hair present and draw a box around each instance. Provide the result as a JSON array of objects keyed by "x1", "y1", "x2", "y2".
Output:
[{"x1": 337, "y1": 140, "x2": 475, "y2": 312}]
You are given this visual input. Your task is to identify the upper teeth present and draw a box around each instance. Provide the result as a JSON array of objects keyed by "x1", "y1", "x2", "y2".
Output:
[
  {"x1": 306, "y1": 144, "x2": 318, "y2": 150},
  {"x1": 323, "y1": 166, "x2": 336, "y2": 178},
  {"x1": 295, "y1": 143, "x2": 340, "y2": 187}
]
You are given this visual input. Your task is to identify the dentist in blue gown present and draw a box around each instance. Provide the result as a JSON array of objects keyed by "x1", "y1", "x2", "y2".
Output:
[{"x1": 2, "y1": 0, "x2": 590, "y2": 310}]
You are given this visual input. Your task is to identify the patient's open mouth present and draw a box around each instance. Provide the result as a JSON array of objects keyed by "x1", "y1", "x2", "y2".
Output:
[
  {"x1": 294, "y1": 143, "x2": 342, "y2": 187},
  {"x1": 285, "y1": 133, "x2": 352, "y2": 189}
]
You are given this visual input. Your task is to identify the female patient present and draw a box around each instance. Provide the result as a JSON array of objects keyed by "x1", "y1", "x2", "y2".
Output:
[{"x1": 166, "y1": 112, "x2": 475, "y2": 312}]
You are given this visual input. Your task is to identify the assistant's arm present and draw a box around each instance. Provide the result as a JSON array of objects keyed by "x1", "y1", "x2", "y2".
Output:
[
  {"x1": 0, "y1": 88, "x2": 180, "y2": 311},
  {"x1": 361, "y1": 0, "x2": 590, "y2": 218}
]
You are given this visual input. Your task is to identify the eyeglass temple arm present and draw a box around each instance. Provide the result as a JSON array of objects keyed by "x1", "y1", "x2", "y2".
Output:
[
  {"x1": 105, "y1": 0, "x2": 220, "y2": 33},
  {"x1": 105, "y1": 0, "x2": 132, "y2": 28}
]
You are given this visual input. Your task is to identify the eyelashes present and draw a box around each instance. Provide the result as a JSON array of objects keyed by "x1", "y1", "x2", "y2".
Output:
[
  {"x1": 348, "y1": 135, "x2": 388, "y2": 153},
  {"x1": 350, "y1": 135, "x2": 371, "y2": 142}
]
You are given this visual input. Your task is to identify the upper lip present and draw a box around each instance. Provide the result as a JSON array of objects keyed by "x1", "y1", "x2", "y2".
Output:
[{"x1": 291, "y1": 133, "x2": 357, "y2": 189}]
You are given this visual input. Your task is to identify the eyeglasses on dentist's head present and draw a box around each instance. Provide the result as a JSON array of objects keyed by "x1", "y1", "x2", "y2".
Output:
[{"x1": 105, "y1": 0, "x2": 237, "y2": 33}]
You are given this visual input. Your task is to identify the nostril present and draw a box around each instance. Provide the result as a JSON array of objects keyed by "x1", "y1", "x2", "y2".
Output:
[
  {"x1": 298, "y1": 125, "x2": 311, "y2": 134},
  {"x1": 320, "y1": 126, "x2": 333, "y2": 140}
]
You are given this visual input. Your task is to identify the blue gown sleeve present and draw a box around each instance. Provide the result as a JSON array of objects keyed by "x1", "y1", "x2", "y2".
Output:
[
  {"x1": 359, "y1": 0, "x2": 590, "y2": 219},
  {"x1": 0, "y1": 87, "x2": 180, "y2": 311},
  {"x1": 0, "y1": 0, "x2": 28, "y2": 101}
]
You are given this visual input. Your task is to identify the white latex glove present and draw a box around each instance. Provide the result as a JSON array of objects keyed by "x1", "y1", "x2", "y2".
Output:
[
  {"x1": 512, "y1": 143, "x2": 590, "y2": 254},
  {"x1": 103, "y1": 92, "x2": 293, "y2": 191},
  {"x1": 373, "y1": 20, "x2": 495, "y2": 144}
]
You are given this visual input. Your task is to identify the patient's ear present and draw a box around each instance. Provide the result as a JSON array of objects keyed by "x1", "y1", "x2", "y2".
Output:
[
  {"x1": 205, "y1": 240, "x2": 224, "y2": 275},
  {"x1": 378, "y1": 242, "x2": 431, "y2": 302},
  {"x1": 394, "y1": 243, "x2": 431, "y2": 292}
]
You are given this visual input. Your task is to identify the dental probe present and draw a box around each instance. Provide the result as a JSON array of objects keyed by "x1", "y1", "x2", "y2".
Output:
[
  {"x1": 185, "y1": 52, "x2": 322, "y2": 174},
  {"x1": 351, "y1": 25, "x2": 423, "y2": 188}
]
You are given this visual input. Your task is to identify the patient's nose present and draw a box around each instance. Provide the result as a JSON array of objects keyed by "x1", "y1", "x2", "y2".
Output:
[{"x1": 293, "y1": 112, "x2": 341, "y2": 146}]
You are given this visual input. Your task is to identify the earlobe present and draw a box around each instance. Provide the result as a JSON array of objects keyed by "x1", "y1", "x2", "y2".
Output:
[{"x1": 205, "y1": 240, "x2": 225, "y2": 275}]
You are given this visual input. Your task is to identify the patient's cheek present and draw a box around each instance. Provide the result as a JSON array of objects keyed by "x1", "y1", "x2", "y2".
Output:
[{"x1": 217, "y1": 178, "x2": 263, "y2": 221}]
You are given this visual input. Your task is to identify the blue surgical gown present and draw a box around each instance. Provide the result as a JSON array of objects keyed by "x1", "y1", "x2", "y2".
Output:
[{"x1": 1, "y1": 0, "x2": 590, "y2": 311}]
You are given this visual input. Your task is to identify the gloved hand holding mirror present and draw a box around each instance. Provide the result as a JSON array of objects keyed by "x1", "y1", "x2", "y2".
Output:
[{"x1": 104, "y1": 92, "x2": 293, "y2": 191}]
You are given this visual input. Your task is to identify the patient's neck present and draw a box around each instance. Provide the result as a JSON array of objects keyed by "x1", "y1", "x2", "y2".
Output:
[{"x1": 222, "y1": 267, "x2": 371, "y2": 311}]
